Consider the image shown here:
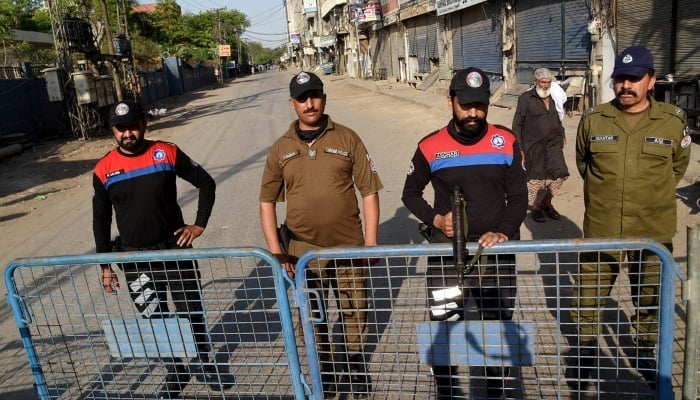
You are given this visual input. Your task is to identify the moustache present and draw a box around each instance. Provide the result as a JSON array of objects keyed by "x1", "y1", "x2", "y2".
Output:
[
  {"x1": 460, "y1": 117, "x2": 480, "y2": 124},
  {"x1": 617, "y1": 88, "x2": 637, "y2": 97}
]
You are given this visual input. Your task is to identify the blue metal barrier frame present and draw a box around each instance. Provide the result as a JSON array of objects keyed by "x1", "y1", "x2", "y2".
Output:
[
  {"x1": 292, "y1": 238, "x2": 680, "y2": 400},
  {"x1": 5, "y1": 247, "x2": 307, "y2": 400}
]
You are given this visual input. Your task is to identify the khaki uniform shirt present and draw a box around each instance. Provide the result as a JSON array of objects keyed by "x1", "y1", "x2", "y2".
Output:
[
  {"x1": 259, "y1": 116, "x2": 383, "y2": 247},
  {"x1": 576, "y1": 98, "x2": 691, "y2": 243}
]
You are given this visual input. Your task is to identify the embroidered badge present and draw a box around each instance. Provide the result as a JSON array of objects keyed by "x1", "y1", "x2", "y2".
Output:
[
  {"x1": 366, "y1": 154, "x2": 378, "y2": 173},
  {"x1": 622, "y1": 54, "x2": 633, "y2": 64},
  {"x1": 466, "y1": 71, "x2": 483, "y2": 88},
  {"x1": 153, "y1": 149, "x2": 166, "y2": 161},
  {"x1": 681, "y1": 134, "x2": 692, "y2": 148},
  {"x1": 296, "y1": 72, "x2": 310, "y2": 85},
  {"x1": 407, "y1": 161, "x2": 415, "y2": 176},
  {"x1": 308, "y1": 148, "x2": 317, "y2": 158},
  {"x1": 114, "y1": 102, "x2": 130, "y2": 116},
  {"x1": 490, "y1": 134, "x2": 505, "y2": 149}
]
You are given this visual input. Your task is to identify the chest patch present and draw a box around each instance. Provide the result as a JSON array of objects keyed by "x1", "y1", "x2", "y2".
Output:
[
  {"x1": 106, "y1": 169, "x2": 124, "y2": 179},
  {"x1": 435, "y1": 150, "x2": 459, "y2": 159},
  {"x1": 153, "y1": 148, "x2": 166, "y2": 161},
  {"x1": 490, "y1": 134, "x2": 505, "y2": 149},
  {"x1": 590, "y1": 135, "x2": 619, "y2": 142},
  {"x1": 644, "y1": 136, "x2": 673, "y2": 146},
  {"x1": 324, "y1": 147, "x2": 349, "y2": 157},
  {"x1": 280, "y1": 150, "x2": 300, "y2": 163}
]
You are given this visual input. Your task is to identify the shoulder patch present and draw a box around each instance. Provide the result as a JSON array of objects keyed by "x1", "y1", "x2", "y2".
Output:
[{"x1": 681, "y1": 134, "x2": 692, "y2": 148}]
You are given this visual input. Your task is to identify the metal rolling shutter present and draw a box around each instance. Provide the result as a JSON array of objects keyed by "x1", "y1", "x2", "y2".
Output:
[
  {"x1": 616, "y1": 0, "x2": 672, "y2": 75},
  {"x1": 427, "y1": 15, "x2": 438, "y2": 60},
  {"x1": 381, "y1": 29, "x2": 396, "y2": 76},
  {"x1": 451, "y1": 13, "x2": 464, "y2": 70},
  {"x1": 675, "y1": 0, "x2": 700, "y2": 77},
  {"x1": 406, "y1": 16, "x2": 431, "y2": 73},
  {"x1": 563, "y1": 0, "x2": 591, "y2": 62},
  {"x1": 390, "y1": 27, "x2": 402, "y2": 78},
  {"x1": 451, "y1": 2, "x2": 502, "y2": 74},
  {"x1": 515, "y1": 0, "x2": 591, "y2": 70}
]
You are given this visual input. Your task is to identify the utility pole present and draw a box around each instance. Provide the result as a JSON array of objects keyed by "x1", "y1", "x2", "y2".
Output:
[
  {"x1": 215, "y1": 9, "x2": 223, "y2": 85},
  {"x1": 97, "y1": 0, "x2": 124, "y2": 101}
]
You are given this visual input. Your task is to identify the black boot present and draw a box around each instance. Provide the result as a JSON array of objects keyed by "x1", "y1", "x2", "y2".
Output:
[
  {"x1": 348, "y1": 354, "x2": 371, "y2": 400},
  {"x1": 565, "y1": 342, "x2": 597, "y2": 390},
  {"x1": 635, "y1": 342, "x2": 657, "y2": 390},
  {"x1": 485, "y1": 366, "x2": 511, "y2": 399},
  {"x1": 189, "y1": 356, "x2": 234, "y2": 391},
  {"x1": 433, "y1": 365, "x2": 461, "y2": 399},
  {"x1": 158, "y1": 360, "x2": 190, "y2": 399}
]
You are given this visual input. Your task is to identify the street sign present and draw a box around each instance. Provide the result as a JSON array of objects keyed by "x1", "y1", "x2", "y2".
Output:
[{"x1": 218, "y1": 44, "x2": 231, "y2": 57}]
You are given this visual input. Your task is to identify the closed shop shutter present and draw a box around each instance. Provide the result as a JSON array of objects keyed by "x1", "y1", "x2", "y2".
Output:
[
  {"x1": 674, "y1": 0, "x2": 700, "y2": 77},
  {"x1": 379, "y1": 30, "x2": 393, "y2": 78},
  {"x1": 616, "y1": 0, "x2": 672, "y2": 75},
  {"x1": 406, "y1": 14, "x2": 438, "y2": 73},
  {"x1": 451, "y1": 2, "x2": 502, "y2": 74},
  {"x1": 515, "y1": 0, "x2": 591, "y2": 71},
  {"x1": 390, "y1": 26, "x2": 402, "y2": 78}
]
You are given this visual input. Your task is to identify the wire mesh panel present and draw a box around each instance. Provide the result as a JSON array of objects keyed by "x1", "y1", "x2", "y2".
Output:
[
  {"x1": 293, "y1": 239, "x2": 679, "y2": 400},
  {"x1": 5, "y1": 247, "x2": 305, "y2": 400}
]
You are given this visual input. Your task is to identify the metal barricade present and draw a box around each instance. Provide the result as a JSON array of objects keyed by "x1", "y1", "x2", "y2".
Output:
[
  {"x1": 684, "y1": 225, "x2": 700, "y2": 400},
  {"x1": 292, "y1": 238, "x2": 680, "y2": 400},
  {"x1": 5, "y1": 247, "x2": 306, "y2": 400}
]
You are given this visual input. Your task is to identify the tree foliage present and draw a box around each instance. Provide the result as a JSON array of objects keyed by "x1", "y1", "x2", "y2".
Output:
[{"x1": 0, "y1": 0, "x2": 275, "y2": 67}]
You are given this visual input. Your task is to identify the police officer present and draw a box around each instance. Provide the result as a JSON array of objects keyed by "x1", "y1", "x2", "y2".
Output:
[
  {"x1": 93, "y1": 100, "x2": 228, "y2": 399},
  {"x1": 568, "y1": 46, "x2": 691, "y2": 390},
  {"x1": 402, "y1": 67, "x2": 528, "y2": 399},
  {"x1": 259, "y1": 71, "x2": 383, "y2": 399}
]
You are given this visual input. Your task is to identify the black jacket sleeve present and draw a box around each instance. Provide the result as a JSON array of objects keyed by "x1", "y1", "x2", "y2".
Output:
[
  {"x1": 401, "y1": 147, "x2": 437, "y2": 226},
  {"x1": 174, "y1": 148, "x2": 216, "y2": 228},
  {"x1": 92, "y1": 173, "x2": 113, "y2": 253}
]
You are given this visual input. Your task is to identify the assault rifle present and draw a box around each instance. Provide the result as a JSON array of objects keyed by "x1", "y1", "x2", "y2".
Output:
[{"x1": 452, "y1": 185, "x2": 484, "y2": 287}]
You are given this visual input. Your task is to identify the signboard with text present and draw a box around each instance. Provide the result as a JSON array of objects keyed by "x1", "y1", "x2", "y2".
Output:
[
  {"x1": 436, "y1": 0, "x2": 487, "y2": 16},
  {"x1": 303, "y1": 0, "x2": 317, "y2": 13},
  {"x1": 218, "y1": 44, "x2": 231, "y2": 57}
]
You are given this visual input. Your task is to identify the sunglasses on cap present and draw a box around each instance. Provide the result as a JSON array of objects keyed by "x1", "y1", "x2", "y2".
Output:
[{"x1": 293, "y1": 90, "x2": 324, "y2": 102}]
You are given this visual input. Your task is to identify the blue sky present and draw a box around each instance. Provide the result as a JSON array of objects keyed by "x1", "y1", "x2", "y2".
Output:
[{"x1": 175, "y1": 0, "x2": 289, "y2": 48}]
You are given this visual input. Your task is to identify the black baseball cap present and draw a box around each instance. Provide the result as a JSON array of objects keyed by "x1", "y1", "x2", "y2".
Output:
[
  {"x1": 449, "y1": 67, "x2": 491, "y2": 105},
  {"x1": 289, "y1": 71, "x2": 324, "y2": 98},
  {"x1": 611, "y1": 46, "x2": 654, "y2": 78},
  {"x1": 109, "y1": 100, "x2": 145, "y2": 127}
]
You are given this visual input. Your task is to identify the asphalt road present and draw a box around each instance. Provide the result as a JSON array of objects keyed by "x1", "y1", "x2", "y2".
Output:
[{"x1": 0, "y1": 69, "x2": 698, "y2": 399}]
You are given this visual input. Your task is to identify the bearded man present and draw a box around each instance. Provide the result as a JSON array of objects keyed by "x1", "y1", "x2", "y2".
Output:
[
  {"x1": 401, "y1": 67, "x2": 528, "y2": 399},
  {"x1": 512, "y1": 67, "x2": 570, "y2": 223}
]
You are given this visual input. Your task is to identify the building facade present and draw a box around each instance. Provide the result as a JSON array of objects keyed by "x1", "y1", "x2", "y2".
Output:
[{"x1": 284, "y1": 0, "x2": 700, "y2": 110}]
